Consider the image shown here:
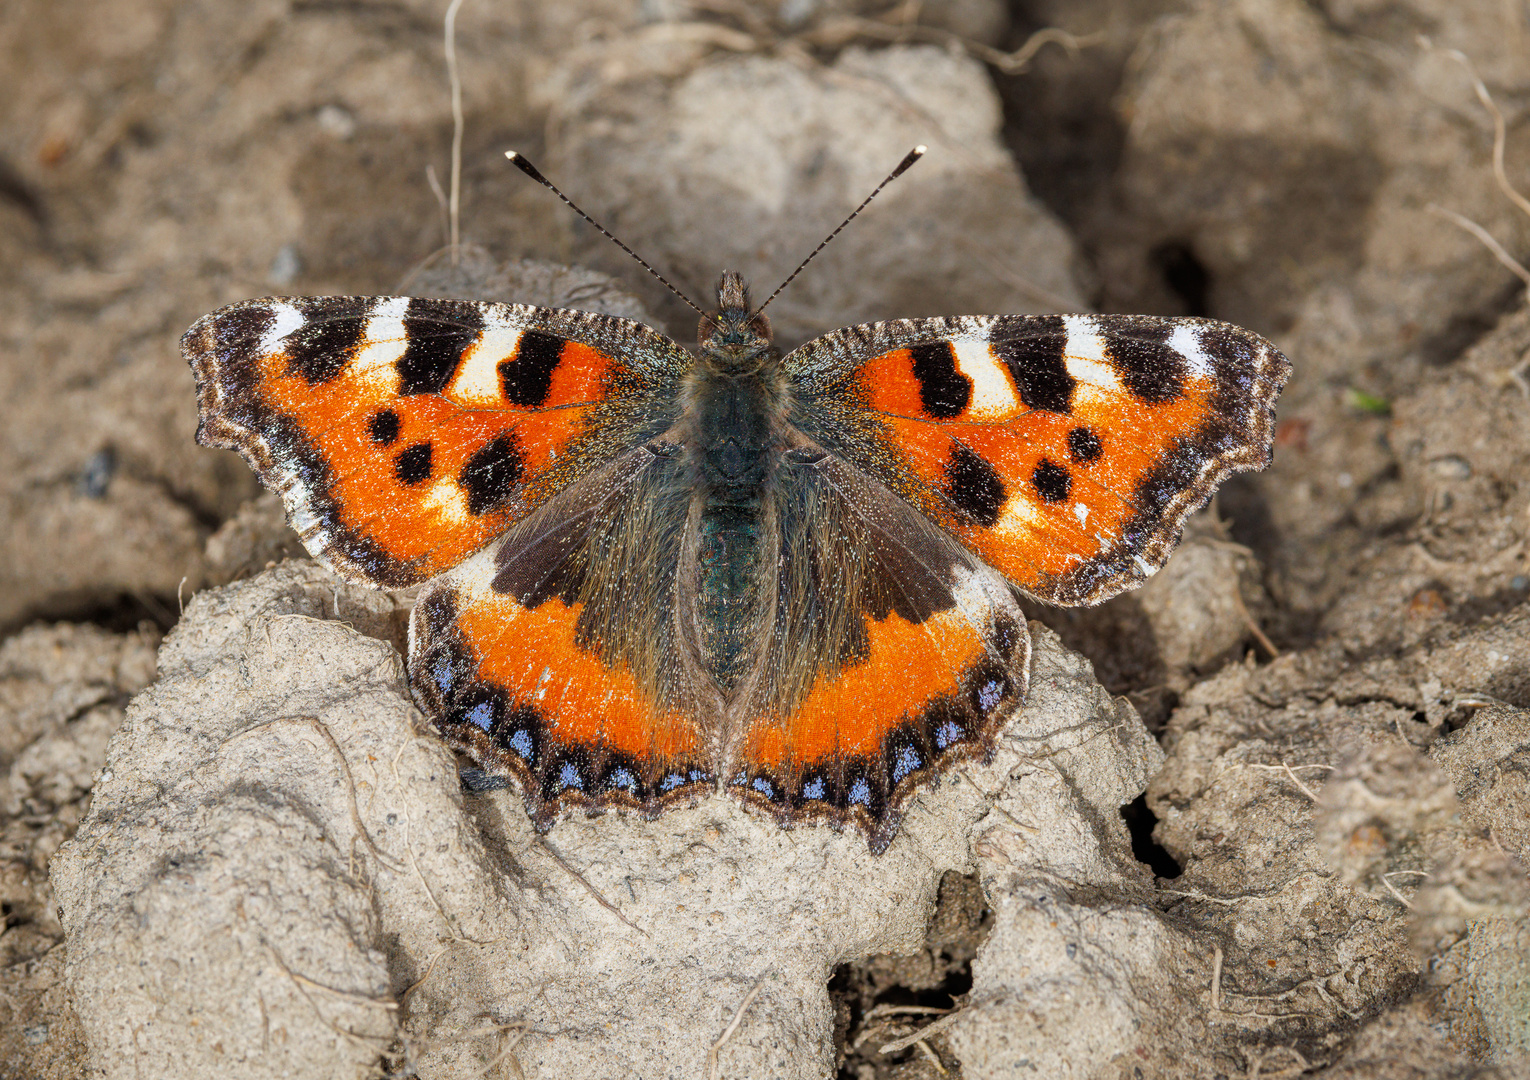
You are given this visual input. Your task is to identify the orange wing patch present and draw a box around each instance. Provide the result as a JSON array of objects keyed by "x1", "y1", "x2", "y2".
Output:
[{"x1": 741, "y1": 604, "x2": 984, "y2": 768}]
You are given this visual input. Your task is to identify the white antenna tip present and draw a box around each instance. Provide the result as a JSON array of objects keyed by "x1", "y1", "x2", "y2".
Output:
[
  {"x1": 914, "y1": 145, "x2": 927, "y2": 154},
  {"x1": 504, "y1": 150, "x2": 519, "y2": 161}
]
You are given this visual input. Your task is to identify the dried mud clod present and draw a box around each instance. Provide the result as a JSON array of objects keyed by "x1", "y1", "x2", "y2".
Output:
[
  {"x1": 51, "y1": 563, "x2": 1167, "y2": 1079},
  {"x1": 0, "y1": 623, "x2": 159, "y2": 1078}
]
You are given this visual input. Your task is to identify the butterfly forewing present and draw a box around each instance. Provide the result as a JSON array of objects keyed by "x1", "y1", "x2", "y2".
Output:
[
  {"x1": 185, "y1": 295, "x2": 690, "y2": 588},
  {"x1": 784, "y1": 313, "x2": 1291, "y2": 606}
]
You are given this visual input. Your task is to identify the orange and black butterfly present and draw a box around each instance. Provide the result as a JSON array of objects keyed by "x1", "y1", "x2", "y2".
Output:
[{"x1": 185, "y1": 152, "x2": 1289, "y2": 853}]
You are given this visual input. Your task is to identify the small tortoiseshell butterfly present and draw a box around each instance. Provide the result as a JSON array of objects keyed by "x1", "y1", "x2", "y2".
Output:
[{"x1": 185, "y1": 150, "x2": 1290, "y2": 853}]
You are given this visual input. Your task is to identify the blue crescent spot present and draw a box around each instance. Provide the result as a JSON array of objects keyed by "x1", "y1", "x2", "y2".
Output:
[
  {"x1": 801, "y1": 777, "x2": 826, "y2": 800},
  {"x1": 751, "y1": 776, "x2": 775, "y2": 799},
  {"x1": 509, "y1": 728, "x2": 535, "y2": 759},
  {"x1": 935, "y1": 720, "x2": 964, "y2": 749},
  {"x1": 608, "y1": 767, "x2": 636, "y2": 791},
  {"x1": 660, "y1": 772, "x2": 685, "y2": 791},
  {"x1": 891, "y1": 745, "x2": 922, "y2": 782},
  {"x1": 432, "y1": 657, "x2": 456, "y2": 692},
  {"x1": 463, "y1": 702, "x2": 494, "y2": 731},
  {"x1": 558, "y1": 762, "x2": 583, "y2": 791},
  {"x1": 979, "y1": 678, "x2": 1006, "y2": 712},
  {"x1": 848, "y1": 778, "x2": 871, "y2": 806},
  {"x1": 690, "y1": 769, "x2": 708, "y2": 783}
]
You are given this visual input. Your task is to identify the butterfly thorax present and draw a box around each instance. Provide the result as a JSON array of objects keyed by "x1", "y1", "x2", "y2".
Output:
[{"x1": 689, "y1": 276, "x2": 787, "y2": 492}]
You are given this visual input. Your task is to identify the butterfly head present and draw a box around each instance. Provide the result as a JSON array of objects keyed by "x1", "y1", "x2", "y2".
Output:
[{"x1": 698, "y1": 271, "x2": 774, "y2": 369}]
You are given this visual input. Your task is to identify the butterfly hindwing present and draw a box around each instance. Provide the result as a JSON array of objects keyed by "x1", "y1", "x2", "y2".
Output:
[
  {"x1": 185, "y1": 295, "x2": 690, "y2": 587},
  {"x1": 785, "y1": 313, "x2": 1291, "y2": 605},
  {"x1": 410, "y1": 446, "x2": 718, "y2": 823},
  {"x1": 726, "y1": 449, "x2": 1030, "y2": 852}
]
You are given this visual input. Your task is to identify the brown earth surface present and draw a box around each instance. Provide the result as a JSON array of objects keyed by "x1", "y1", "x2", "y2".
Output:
[{"x1": 2, "y1": 0, "x2": 1529, "y2": 1077}]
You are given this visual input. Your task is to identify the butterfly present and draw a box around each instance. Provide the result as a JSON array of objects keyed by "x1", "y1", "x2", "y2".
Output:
[{"x1": 184, "y1": 151, "x2": 1290, "y2": 853}]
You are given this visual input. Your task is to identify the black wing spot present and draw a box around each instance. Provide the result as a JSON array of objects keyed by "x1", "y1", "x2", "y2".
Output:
[
  {"x1": 1032, "y1": 459, "x2": 1071, "y2": 503},
  {"x1": 458, "y1": 434, "x2": 524, "y2": 515},
  {"x1": 369, "y1": 409, "x2": 400, "y2": 446},
  {"x1": 395, "y1": 441, "x2": 433, "y2": 486},
  {"x1": 908, "y1": 342, "x2": 972, "y2": 419},
  {"x1": 284, "y1": 297, "x2": 368, "y2": 384},
  {"x1": 1105, "y1": 333, "x2": 1187, "y2": 405},
  {"x1": 1067, "y1": 425, "x2": 1102, "y2": 465},
  {"x1": 943, "y1": 441, "x2": 1006, "y2": 526},
  {"x1": 397, "y1": 297, "x2": 485, "y2": 395},
  {"x1": 499, "y1": 330, "x2": 566, "y2": 407},
  {"x1": 993, "y1": 329, "x2": 1075, "y2": 414}
]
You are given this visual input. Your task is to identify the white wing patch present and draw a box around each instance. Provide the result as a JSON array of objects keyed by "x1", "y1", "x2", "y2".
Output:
[
  {"x1": 1061, "y1": 315, "x2": 1124, "y2": 394},
  {"x1": 1167, "y1": 324, "x2": 1215, "y2": 381},
  {"x1": 446, "y1": 540, "x2": 506, "y2": 611},
  {"x1": 350, "y1": 296, "x2": 411, "y2": 392},
  {"x1": 990, "y1": 489, "x2": 1046, "y2": 543},
  {"x1": 450, "y1": 325, "x2": 524, "y2": 406},
  {"x1": 421, "y1": 476, "x2": 470, "y2": 526},
  {"x1": 952, "y1": 339, "x2": 1020, "y2": 420},
  {"x1": 259, "y1": 301, "x2": 305, "y2": 356}
]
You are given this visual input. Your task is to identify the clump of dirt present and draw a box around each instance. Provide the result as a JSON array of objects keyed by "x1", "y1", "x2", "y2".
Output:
[{"x1": 0, "y1": 623, "x2": 158, "y2": 1078}]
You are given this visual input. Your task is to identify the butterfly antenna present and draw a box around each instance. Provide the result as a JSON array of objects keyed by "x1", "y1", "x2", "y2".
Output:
[
  {"x1": 504, "y1": 151, "x2": 708, "y2": 318},
  {"x1": 755, "y1": 145, "x2": 926, "y2": 316}
]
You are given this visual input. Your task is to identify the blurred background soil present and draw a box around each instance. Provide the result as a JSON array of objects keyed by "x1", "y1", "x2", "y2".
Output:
[{"x1": 1, "y1": 0, "x2": 1528, "y2": 1076}]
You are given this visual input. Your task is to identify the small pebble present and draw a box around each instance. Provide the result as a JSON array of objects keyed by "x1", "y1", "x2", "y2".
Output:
[
  {"x1": 1427, "y1": 455, "x2": 1472, "y2": 479},
  {"x1": 76, "y1": 447, "x2": 116, "y2": 499}
]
